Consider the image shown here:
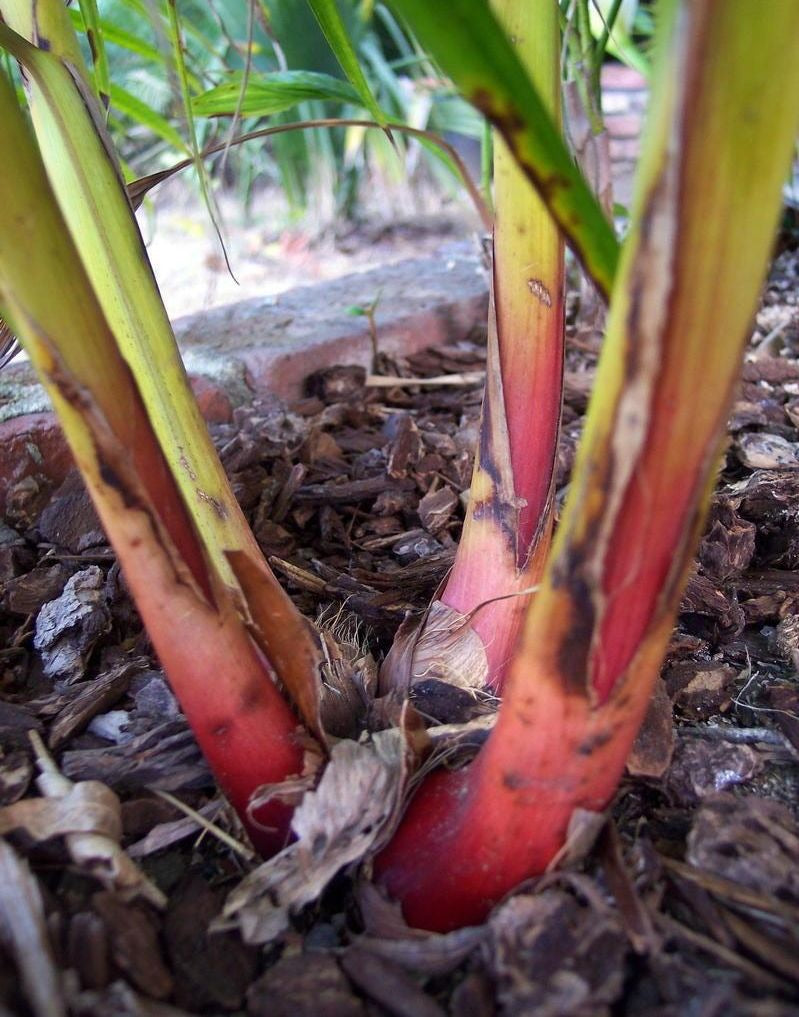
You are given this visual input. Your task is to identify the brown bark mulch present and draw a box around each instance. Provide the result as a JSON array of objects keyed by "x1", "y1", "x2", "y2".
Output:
[{"x1": 0, "y1": 247, "x2": 798, "y2": 1016}]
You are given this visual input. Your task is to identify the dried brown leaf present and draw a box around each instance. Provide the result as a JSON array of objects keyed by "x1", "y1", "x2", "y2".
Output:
[
  {"x1": 340, "y1": 948, "x2": 446, "y2": 1017},
  {"x1": 220, "y1": 731, "x2": 413, "y2": 944},
  {"x1": 353, "y1": 929, "x2": 485, "y2": 978},
  {"x1": 316, "y1": 610, "x2": 377, "y2": 739},
  {"x1": 546, "y1": 808, "x2": 607, "y2": 871},
  {"x1": 379, "y1": 600, "x2": 488, "y2": 696},
  {"x1": 0, "y1": 735, "x2": 164, "y2": 907},
  {"x1": 126, "y1": 800, "x2": 224, "y2": 859},
  {"x1": 720, "y1": 906, "x2": 799, "y2": 983},
  {"x1": 353, "y1": 880, "x2": 486, "y2": 976},
  {"x1": 597, "y1": 824, "x2": 660, "y2": 956}
]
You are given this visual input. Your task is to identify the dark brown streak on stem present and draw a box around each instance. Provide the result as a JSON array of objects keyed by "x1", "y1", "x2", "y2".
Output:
[
  {"x1": 86, "y1": 29, "x2": 98, "y2": 65},
  {"x1": 468, "y1": 87, "x2": 610, "y2": 300},
  {"x1": 643, "y1": 0, "x2": 727, "y2": 629},
  {"x1": 551, "y1": 550, "x2": 597, "y2": 697},
  {"x1": 62, "y1": 60, "x2": 127, "y2": 187},
  {"x1": 43, "y1": 336, "x2": 215, "y2": 605},
  {"x1": 471, "y1": 361, "x2": 520, "y2": 554}
]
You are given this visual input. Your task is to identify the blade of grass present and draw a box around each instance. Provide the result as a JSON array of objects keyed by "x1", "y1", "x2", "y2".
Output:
[
  {"x1": 69, "y1": 10, "x2": 163, "y2": 66},
  {"x1": 308, "y1": 0, "x2": 388, "y2": 126},
  {"x1": 110, "y1": 82, "x2": 191, "y2": 153},
  {"x1": 76, "y1": 0, "x2": 110, "y2": 109},
  {"x1": 217, "y1": 0, "x2": 256, "y2": 181},
  {"x1": 127, "y1": 116, "x2": 492, "y2": 230},
  {"x1": 193, "y1": 69, "x2": 363, "y2": 116},
  {"x1": 164, "y1": 0, "x2": 234, "y2": 282}
]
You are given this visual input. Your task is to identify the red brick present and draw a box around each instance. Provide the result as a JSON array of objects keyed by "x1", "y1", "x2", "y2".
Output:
[
  {"x1": 1, "y1": 255, "x2": 489, "y2": 514},
  {"x1": 610, "y1": 138, "x2": 642, "y2": 161},
  {"x1": 0, "y1": 412, "x2": 71, "y2": 515},
  {"x1": 174, "y1": 254, "x2": 489, "y2": 403},
  {"x1": 603, "y1": 112, "x2": 643, "y2": 140},
  {"x1": 601, "y1": 62, "x2": 648, "y2": 91},
  {"x1": 189, "y1": 375, "x2": 233, "y2": 424}
]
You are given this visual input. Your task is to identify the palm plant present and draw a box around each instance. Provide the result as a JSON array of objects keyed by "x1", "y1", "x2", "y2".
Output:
[{"x1": 1, "y1": 0, "x2": 797, "y2": 933}]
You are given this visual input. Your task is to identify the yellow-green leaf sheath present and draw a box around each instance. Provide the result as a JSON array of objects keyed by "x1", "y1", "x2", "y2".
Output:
[
  {"x1": 0, "y1": 2, "x2": 260, "y2": 590},
  {"x1": 0, "y1": 71, "x2": 309, "y2": 851}
]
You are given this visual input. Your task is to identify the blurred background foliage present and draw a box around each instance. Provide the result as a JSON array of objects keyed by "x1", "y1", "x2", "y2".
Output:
[
  {"x1": 57, "y1": 0, "x2": 487, "y2": 223},
  {"x1": 0, "y1": 0, "x2": 655, "y2": 227}
]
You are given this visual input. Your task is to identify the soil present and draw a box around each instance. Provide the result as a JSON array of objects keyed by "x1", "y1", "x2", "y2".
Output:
[{"x1": 1, "y1": 243, "x2": 798, "y2": 1017}]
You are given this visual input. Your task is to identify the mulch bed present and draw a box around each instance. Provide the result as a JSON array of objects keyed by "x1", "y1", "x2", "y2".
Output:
[{"x1": 1, "y1": 247, "x2": 798, "y2": 1016}]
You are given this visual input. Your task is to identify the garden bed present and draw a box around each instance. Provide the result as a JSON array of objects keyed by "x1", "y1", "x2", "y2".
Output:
[{"x1": 0, "y1": 247, "x2": 798, "y2": 1016}]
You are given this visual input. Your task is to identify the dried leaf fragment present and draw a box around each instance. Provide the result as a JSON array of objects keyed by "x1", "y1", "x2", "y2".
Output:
[
  {"x1": 354, "y1": 880, "x2": 486, "y2": 976},
  {"x1": 0, "y1": 734, "x2": 164, "y2": 907},
  {"x1": 0, "y1": 838, "x2": 65, "y2": 1017},
  {"x1": 379, "y1": 600, "x2": 488, "y2": 695},
  {"x1": 221, "y1": 732, "x2": 412, "y2": 944},
  {"x1": 340, "y1": 948, "x2": 446, "y2": 1017}
]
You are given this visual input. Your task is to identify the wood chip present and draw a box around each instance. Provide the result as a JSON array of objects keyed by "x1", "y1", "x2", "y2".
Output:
[
  {"x1": 247, "y1": 953, "x2": 365, "y2": 1017},
  {"x1": 296, "y1": 475, "x2": 415, "y2": 504},
  {"x1": 340, "y1": 948, "x2": 446, "y2": 1017},
  {"x1": 626, "y1": 677, "x2": 674, "y2": 778},
  {"x1": 91, "y1": 892, "x2": 172, "y2": 999},
  {"x1": 48, "y1": 658, "x2": 145, "y2": 750},
  {"x1": 164, "y1": 875, "x2": 257, "y2": 1011},
  {"x1": 417, "y1": 487, "x2": 458, "y2": 535},
  {"x1": 33, "y1": 566, "x2": 111, "y2": 683}
]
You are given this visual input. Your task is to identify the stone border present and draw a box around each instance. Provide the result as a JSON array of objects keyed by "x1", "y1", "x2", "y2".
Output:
[{"x1": 0, "y1": 251, "x2": 489, "y2": 513}]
